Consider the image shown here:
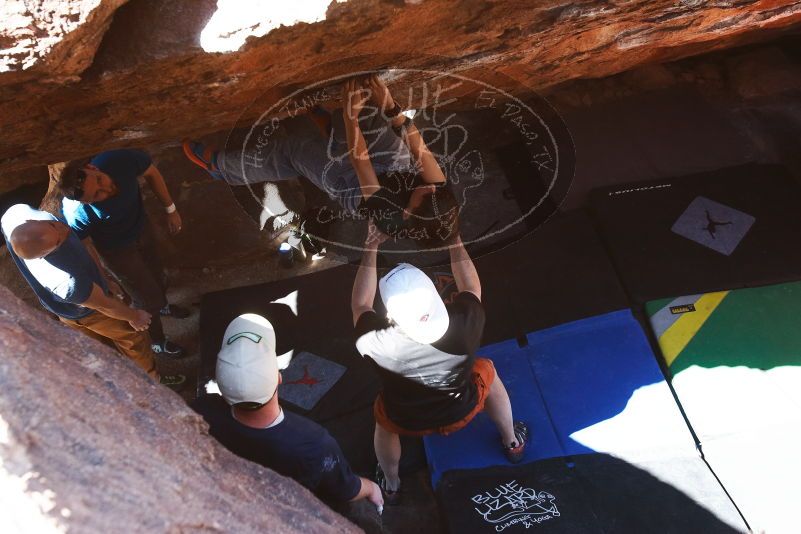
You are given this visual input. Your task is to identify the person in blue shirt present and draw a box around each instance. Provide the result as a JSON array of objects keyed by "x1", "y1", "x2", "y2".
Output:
[
  {"x1": 0, "y1": 204, "x2": 184, "y2": 388},
  {"x1": 192, "y1": 313, "x2": 383, "y2": 511},
  {"x1": 57, "y1": 150, "x2": 189, "y2": 358}
]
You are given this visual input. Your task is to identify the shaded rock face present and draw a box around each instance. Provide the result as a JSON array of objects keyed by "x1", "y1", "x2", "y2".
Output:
[
  {"x1": 0, "y1": 284, "x2": 357, "y2": 533},
  {"x1": 1, "y1": 0, "x2": 801, "y2": 172},
  {"x1": 0, "y1": 0, "x2": 128, "y2": 81}
]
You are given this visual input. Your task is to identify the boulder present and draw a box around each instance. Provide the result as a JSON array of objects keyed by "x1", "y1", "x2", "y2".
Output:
[
  {"x1": 0, "y1": 284, "x2": 358, "y2": 533},
  {"x1": 1, "y1": 0, "x2": 801, "y2": 172},
  {"x1": 0, "y1": 0, "x2": 128, "y2": 82}
]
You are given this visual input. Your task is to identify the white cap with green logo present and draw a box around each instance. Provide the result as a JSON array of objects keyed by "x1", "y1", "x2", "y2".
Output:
[{"x1": 216, "y1": 313, "x2": 278, "y2": 405}]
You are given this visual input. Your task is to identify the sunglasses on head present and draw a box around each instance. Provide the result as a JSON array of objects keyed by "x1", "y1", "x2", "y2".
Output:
[{"x1": 67, "y1": 169, "x2": 88, "y2": 201}]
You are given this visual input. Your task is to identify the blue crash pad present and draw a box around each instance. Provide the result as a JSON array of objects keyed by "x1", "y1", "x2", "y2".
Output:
[
  {"x1": 527, "y1": 309, "x2": 695, "y2": 458},
  {"x1": 424, "y1": 310, "x2": 697, "y2": 488},
  {"x1": 424, "y1": 338, "x2": 564, "y2": 487}
]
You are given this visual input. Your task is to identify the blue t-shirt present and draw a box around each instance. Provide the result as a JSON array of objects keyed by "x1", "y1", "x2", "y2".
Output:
[
  {"x1": 192, "y1": 394, "x2": 361, "y2": 504},
  {"x1": 1, "y1": 204, "x2": 108, "y2": 320},
  {"x1": 62, "y1": 149, "x2": 152, "y2": 250}
]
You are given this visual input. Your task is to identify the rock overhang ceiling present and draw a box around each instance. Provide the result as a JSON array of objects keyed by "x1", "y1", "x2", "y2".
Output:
[{"x1": 1, "y1": 0, "x2": 801, "y2": 173}]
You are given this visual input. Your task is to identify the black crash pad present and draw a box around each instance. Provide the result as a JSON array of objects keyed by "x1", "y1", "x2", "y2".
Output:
[
  {"x1": 200, "y1": 210, "x2": 627, "y2": 392},
  {"x1": 471, "y1": 209, "x2": 629, "y2": 344},
  {"x1": 438, "y1": 455, "x2": 745, "y2": 534},
  {"x1": 199, "y1": 264, "x2": 380, "y2": 423},
  {"x1": 589, "y1": 164, "x2": 801, "y2": 303}
]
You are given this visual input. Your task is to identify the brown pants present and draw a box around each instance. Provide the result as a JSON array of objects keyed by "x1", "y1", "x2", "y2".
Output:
[{"x1": 60, "y1": 312, "x2": 158, "y2": 379}]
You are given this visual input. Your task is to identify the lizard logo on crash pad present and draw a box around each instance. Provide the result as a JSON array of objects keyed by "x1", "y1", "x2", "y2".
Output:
[
  {"x1": 471, "y1": 480, "x2": 560, "y2": 530},
  {"x1": 671, "y1": 196, "x2": 755, "y2": 256},
  {"x1": 284, "y1": 365, "x2": 320, "y2": 387},
  {"x1": 702, "y1": 210, "x2": 732, "y2": 239},
  {"x1": 279, "y1": 352, "x2": 346, "y2": 410}
]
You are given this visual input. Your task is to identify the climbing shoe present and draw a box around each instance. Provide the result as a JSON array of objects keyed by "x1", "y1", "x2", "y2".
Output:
[
  {"x1": 504, "y1": 421, "x2": 529, "y2": 464},
  {"x1": 160, "y1": 303, "x2": 191, "y2": 319},
  {"x1": 159, "y1": 374, "x2": 187, "y2": 390},
  {"x1": 152, "y1": 340, "x2": 186, "y2": 359},
  {"x1": 375, "y1": 464, "x2": 401, "y2": 505}
]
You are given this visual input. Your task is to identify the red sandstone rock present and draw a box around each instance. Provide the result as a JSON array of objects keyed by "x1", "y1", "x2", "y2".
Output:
[
  {"x1": 727, "y1": 45, "x2": 801, "y2": 98},
  {"x1": 0, "y1": 0, "x2": 128, "y2": 82},
  {"x1": 0, "y1": 0, "x2": 800, "y2": 173},
  {"x1": 0, "y1": 284, "x2": 358, "y2": 533}
]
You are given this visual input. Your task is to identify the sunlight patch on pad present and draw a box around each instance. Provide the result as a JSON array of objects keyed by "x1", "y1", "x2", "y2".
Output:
[
  {"x1": 271, "y1": 291, "x2": 298, "y2": 369},
  {"x1": 204, "y1": 379, "x2": 221, "y2": 395},
  {"x1": 569, "y1": 381, "x2": 696, "y2": 460},
  {"x1": 272, "y1": 290, "x2": 298, "y2": 316},
  {"x1": 671, "y1": 365, "x2": 801, "y2": 441},
  {"x1": 766, "y1": 366, "x2": 801, "y2": 409}
]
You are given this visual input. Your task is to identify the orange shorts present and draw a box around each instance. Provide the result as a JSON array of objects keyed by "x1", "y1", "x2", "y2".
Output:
[{"x1": 374, "y1": 357, "x2": 496, "y2": 437}]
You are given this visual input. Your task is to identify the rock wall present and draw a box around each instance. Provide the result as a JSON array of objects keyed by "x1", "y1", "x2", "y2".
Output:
[
  {"x1": 1, "y1": 0, "x2": 801, "y2": 172},
  {"x1": 0, "y1": 0, "x2": 128, "y2": 82},
  {"x1": 0, "y1": 284, "x2": 357, "y2": 533}
]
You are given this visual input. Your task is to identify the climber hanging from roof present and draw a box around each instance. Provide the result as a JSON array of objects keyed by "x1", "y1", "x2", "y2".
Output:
[{"x1": 183, "y1": 74, "x2": 459, "y2": 250}]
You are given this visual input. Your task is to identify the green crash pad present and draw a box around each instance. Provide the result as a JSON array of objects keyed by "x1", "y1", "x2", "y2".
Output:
[
  {"x1": 648, "y1": 280, "x2": 801, "y2": 375},
  {"x1": 646, "y1": 281, "x2": 801, "y2": 533},
  {"x1": 646, "y1": 280, "x2": 801, "y2": 437}
]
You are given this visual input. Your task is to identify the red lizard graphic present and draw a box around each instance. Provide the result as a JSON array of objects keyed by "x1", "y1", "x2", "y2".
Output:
[{"x1": 284, "y1": 365, "x2": 320, "y2": 387}]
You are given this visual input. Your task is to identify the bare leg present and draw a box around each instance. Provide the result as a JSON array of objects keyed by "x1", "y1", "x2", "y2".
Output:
[
  {"x1": 374, "y1": 424, "x2": 402, "y2": 491},
  {"x1": 484, "y1": 375, "x2": 517, "y2": 445}
]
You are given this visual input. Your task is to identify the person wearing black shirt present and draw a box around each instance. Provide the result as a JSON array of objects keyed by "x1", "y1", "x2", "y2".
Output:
[
  {"x1": 193, "y1": 313, "x2": 383, "y2": 509},
  {"x1": 352, "y1": 226, "x2": 529, "y2": 503}
]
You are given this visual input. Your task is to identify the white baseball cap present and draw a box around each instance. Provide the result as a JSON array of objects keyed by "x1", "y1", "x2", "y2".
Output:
[
  {"x1": 216, "y1": 314, "x2": 278, "y2": 405},
  {"x1": 379, "y1": 263, "x2": 449, "y2": 344}
]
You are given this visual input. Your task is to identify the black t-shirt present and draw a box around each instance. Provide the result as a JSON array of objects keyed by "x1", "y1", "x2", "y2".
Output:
[
  {"x1": 361, "y1": 171, "x2": 424, "y2": 239},
  {"x1": 192, "y1": 394, "x2": 361, "y2": 503},
  {"x1": 354, "y1": 291, "x2": 486, "y2": 430}
]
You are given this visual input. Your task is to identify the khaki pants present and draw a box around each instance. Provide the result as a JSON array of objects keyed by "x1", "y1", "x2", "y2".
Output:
[{"x1": 61, "y1": 312, "x2": 158, "y2": 379}]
